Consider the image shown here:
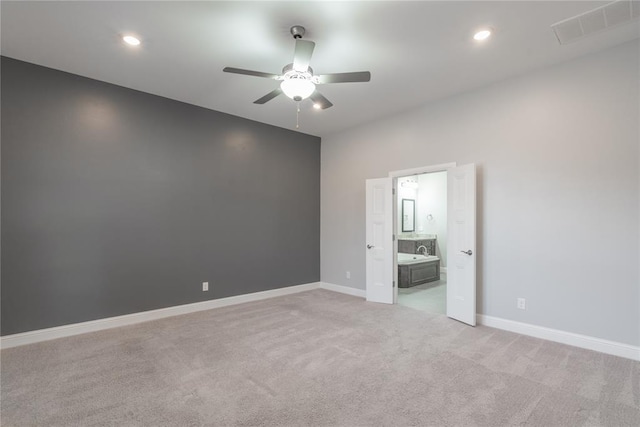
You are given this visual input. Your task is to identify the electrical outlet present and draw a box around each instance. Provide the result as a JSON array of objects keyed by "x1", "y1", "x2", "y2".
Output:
[
  {"x1": 202, "y1": 282, "x2": 209, "y2": 292},
  {"x1": 517, "y1": 298, "x2": 526, "y2": 310},
  {"x1": 346, "y1": 271, "x2": 351, "y2": 279}
]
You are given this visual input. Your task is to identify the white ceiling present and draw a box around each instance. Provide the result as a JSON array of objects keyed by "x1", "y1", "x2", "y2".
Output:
[{"x1": 2, "y1": 1, "x2": 638, "y2": 137}]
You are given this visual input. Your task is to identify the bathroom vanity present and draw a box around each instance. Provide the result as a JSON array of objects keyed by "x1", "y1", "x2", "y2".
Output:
[{"x1": 397, "y1": 237, "x2": 436, "y2": 256}]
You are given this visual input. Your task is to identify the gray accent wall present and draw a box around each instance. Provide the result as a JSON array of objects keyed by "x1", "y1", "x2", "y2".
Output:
[
  {"x1": 1, "y1": 57, "x2": 320, "y2": 335},
  {"x1": 321, "y1": 41, "x2": 639, "y2": 346}
]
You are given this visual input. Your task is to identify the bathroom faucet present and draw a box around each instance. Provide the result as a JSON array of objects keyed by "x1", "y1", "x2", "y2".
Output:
[{"x1": 417, "y1": 245, "x2": 427, "y2": 255}]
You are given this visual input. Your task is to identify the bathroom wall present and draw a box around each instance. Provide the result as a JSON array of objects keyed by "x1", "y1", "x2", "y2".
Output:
[
  {"x1": 416, "y1": 172, "x2": 447, "y2": 267},
  {"x1": 1, "y1": 57, "x2": 321, "y2": 335},
  {"x1": 397, "y1": 176, "x2": 418, "y2": 235},
  {"x1": 396, "y1": 174, "x2": 447, "y2": 267}
]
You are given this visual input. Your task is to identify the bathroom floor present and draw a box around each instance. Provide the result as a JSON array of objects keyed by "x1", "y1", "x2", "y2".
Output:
[{"x1": 397, "y1": 276, "x2": 446, "y2": 315}]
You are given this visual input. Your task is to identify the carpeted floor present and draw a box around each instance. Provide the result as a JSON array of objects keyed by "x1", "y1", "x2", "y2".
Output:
[{"x1": 1, "y1": 289, "x2": 639, "y2": 426}]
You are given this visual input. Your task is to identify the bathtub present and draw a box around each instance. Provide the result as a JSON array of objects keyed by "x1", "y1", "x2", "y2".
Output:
[
  {"x1": 397, "y1": 253, "x2": 440, "y2": 287},
  {"x1": 397, "y1": 253, "x2": 439, "y2": 265}
]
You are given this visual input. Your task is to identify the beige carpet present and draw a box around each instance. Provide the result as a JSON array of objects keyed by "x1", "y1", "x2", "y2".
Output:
[{"x1": 1, "y1": 289, "x2": 639, "y2": 426}]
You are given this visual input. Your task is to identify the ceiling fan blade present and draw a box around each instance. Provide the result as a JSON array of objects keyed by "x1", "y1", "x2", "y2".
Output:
[
  {"x1": 292, "y1": 39, "x2": 315, "y2": 72},
  {"x1": 316, "y1": 71, "x2": 371, "y2": 84},
  {"x1": 223, "y1": 67, "x2": 280, "y2": 79},
  {"x1": 253, "y1": 88, "x2": 283, "y2": 104},
  {"x1": 309, "y1": 91, "x2": 333, "y2": 109}
]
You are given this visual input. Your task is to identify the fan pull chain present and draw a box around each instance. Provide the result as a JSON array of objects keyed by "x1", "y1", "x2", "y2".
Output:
[{"x1": 296, "y1": 104, "x2": 301, "y2": 129}]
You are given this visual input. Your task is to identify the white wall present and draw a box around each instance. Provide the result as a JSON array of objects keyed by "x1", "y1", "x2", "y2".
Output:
[
  {"x1": 417, "y1": 172, "x2": 447, "y2": 266},
  {"x1": 321, "y1": 41, "x2": 639, "y2": 346},
  {"x1": 397, "y1": 176, "x2": 418, "y2": 235}
]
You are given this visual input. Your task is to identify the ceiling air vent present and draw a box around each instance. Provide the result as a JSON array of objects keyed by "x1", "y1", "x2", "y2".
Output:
[{"x1": 551, "y1": 0, "x2": 639, "y2": 45}]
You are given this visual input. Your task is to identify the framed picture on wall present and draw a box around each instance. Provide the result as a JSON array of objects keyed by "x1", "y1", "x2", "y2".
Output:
[{"x1": 402, "y1": 199, "x2": 415, "y2": 232}]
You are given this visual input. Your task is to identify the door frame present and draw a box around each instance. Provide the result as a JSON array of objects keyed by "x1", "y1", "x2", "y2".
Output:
[{"x1": 388, "y1": 163, "x2": 456, "y2": 304}]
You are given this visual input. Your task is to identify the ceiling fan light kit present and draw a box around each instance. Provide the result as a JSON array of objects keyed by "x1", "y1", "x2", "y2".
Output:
[
  {"x1": 280, "y1": 78, "x2": 315, "y2": 101},
  {"x1": 223, "y1": 25, "x2": 371, "y2": 126},
  {"x1": 279, "y1": 64, "x2": 316, "y2": 101}
]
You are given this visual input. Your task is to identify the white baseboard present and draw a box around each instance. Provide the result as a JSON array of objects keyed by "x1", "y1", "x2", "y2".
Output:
[
  {"x1": 477, "y1": 314, "x2": 640, "y2": 361},
  {"x1": 4, "y1": 282, "x2": 636, "y2": 362},
  {"x1": 319, "y1": 282, "x2": 366, "y2": 298},
  {"x1": 313, "y1": 284, "x2": 638, "y2": 361},
  {"x1": 0, "y1": 282, "x2": 321, "y2": 349}
]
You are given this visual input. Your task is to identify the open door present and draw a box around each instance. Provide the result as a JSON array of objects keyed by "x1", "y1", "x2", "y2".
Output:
[
  {"x1": 365, "y1": 177, "x2": 393, "y2": 304},
  {"x1": 446, "y1": 164, "x2": 477, "y2": 325}
]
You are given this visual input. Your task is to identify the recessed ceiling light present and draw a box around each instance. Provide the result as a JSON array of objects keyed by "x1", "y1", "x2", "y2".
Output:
[
  {"x1": 473, "y1": 29, "x2": 492, "y2": 41},
  {"x1": 122, "y1": 35, "x2": 141, "y2": 46},
  {"x1": 313, "y1": 103, "x2": 322, "y2": 110}
]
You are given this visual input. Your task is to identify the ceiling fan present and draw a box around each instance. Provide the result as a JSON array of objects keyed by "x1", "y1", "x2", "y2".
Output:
[{"x1": 223, "y1": 25, "x2": 371, "y2": 110}]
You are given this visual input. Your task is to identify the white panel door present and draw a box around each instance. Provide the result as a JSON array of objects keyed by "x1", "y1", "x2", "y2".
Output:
[
  {"x1": 365, "y1": 177, "x2": 393, "y2": 304},
  {"x1": 446, "y1": 164, "x2": 477, "y2": 325}
]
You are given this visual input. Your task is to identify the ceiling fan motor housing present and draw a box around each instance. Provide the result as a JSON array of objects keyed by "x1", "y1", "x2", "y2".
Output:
[{"x1": 282, "y1": 63, "x2": 313, "y2": 76}]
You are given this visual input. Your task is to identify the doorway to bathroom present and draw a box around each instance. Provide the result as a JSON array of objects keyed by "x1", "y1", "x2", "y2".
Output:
[
  {"x1": 395, "y1": 171, "x2": 448, "y2": 315},
  {"x1": 365, "y1": 162, "x2": 476, "y2": 325}
]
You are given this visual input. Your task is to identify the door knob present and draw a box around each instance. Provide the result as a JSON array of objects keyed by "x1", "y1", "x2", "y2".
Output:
[
  {"x1": 461, "y1": 250, "x2": 473, "y2": 256},
  {"x1": 367, "y1": 244, "x2": 374, "y2": 249}
]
